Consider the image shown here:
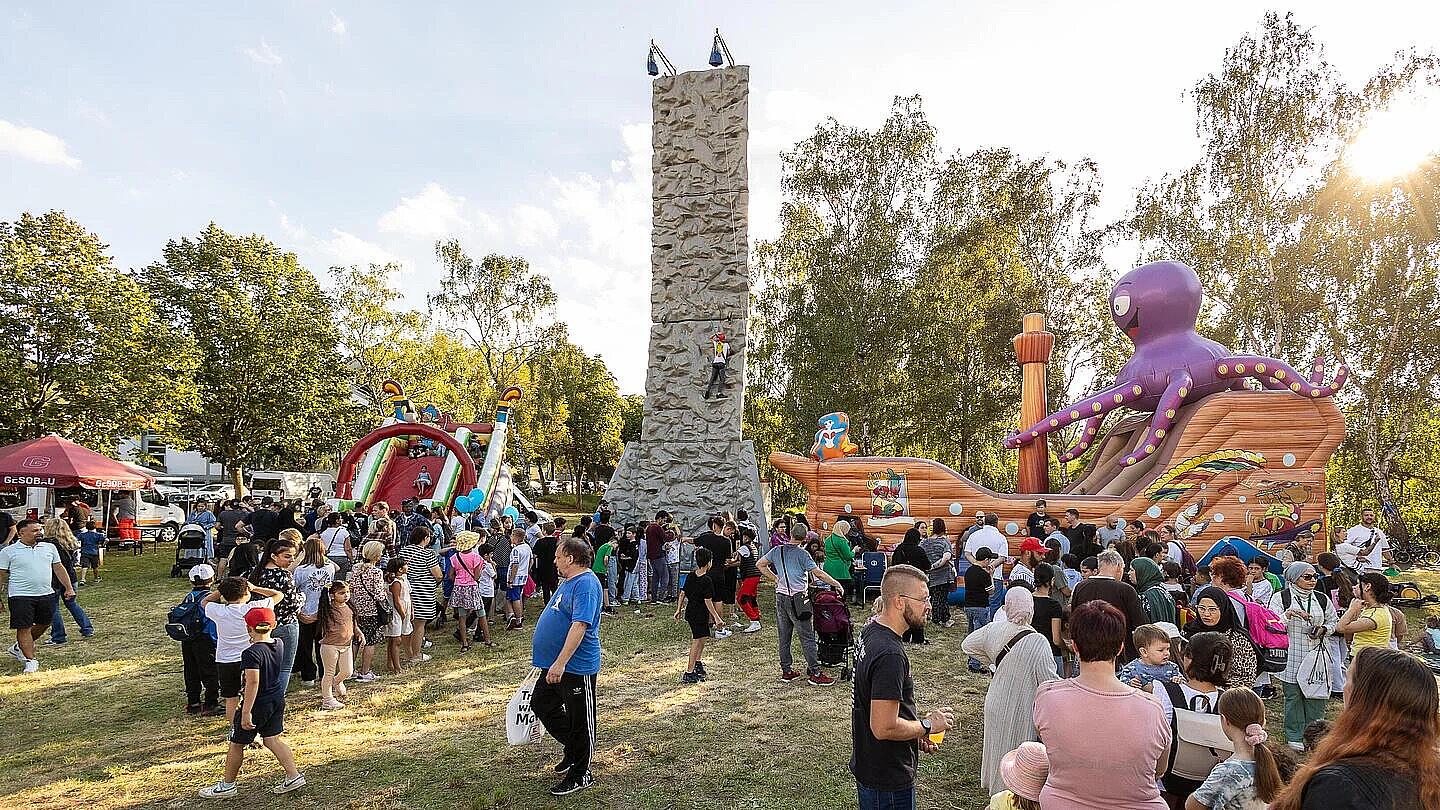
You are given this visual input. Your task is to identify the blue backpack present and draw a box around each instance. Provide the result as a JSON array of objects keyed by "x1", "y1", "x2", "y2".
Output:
[{"x1": 166, "y1": 591, "x2": 208, "y2": 642}]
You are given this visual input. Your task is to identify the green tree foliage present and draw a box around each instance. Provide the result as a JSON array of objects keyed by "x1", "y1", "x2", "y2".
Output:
[
  {"x1": 1122, "y1": 12, "x2": 1440, "y2": 537},
  {"x1": 428, "y1": 242, "x2": 565, "y2": 479},
  {"x1": 750, "y1": 98, "x2": 1111, "y2": 502},
  {"x1": 141, "y1": 224, "x2": 354, "y2": 492},
  {"x1": 0, "y1": 211, "x2": 197, "y2": 450},
  {"x1": 618, "y1": 395, "x2": 644, "y2": 445},
  {"x1": 332, "y1": 262, "x2": 492, "y2": 425},
  {"x1": 531, "y1": 338, "x2": 623, "y2": 507}
]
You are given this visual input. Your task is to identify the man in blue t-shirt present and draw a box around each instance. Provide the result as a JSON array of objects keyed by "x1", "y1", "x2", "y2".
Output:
[{"x1": 529, "y1": 536, "x2": 603, "y2": 797}]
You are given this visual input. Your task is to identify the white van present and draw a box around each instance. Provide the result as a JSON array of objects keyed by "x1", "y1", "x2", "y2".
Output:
[
  {"x1": 4, "y1": 486, "x2": 186, "y2": 545},
  {"x1": 248, "y1": 471, "x2": 337, "y2": 501}
]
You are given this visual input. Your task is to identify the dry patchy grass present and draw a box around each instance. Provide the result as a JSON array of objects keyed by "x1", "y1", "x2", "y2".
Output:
[
  {"x1": 0, "y1": 552, "x2": 986, "y2": 810},
  {"x1": 8, "y1": 553, "x2": 1426, "y2": 809}
]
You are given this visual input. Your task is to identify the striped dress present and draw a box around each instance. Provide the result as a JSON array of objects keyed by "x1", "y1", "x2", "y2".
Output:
[{"x1": 400, "y1": 544, "x2": 441, "y2": 622}]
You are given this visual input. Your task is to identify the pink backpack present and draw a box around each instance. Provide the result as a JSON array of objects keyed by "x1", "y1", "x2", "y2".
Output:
[{"x1": 1232, "y1": 591, "x2": 1289, "y2": 673}]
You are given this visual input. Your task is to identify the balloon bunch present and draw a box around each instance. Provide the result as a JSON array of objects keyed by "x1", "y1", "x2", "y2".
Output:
[{"x1": 453, "y1": 486, "x2": 486, "y2": 514}]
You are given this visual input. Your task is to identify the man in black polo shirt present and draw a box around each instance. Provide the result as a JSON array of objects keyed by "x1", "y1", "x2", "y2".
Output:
[
  {"x1": 851, "y1": 563, "x2": 953, "y2": 810},
  {"x1": 690, "y1": 515, "x2": 732, "y2": 637}
]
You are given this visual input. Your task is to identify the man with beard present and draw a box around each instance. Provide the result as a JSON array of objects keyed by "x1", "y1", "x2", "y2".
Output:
[{"x1": 850, "y1": 564, "x2": 954, "y2": 810}]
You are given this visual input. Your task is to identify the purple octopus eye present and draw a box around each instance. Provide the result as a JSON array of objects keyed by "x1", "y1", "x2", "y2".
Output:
[{"x1": 1113, "y1": 294, "x2": 1131, "y2": 317}]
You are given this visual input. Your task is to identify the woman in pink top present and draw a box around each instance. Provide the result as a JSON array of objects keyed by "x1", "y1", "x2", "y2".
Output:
[
  {"x1": 1033, "y1": 601, "x2": 1171, "y2": 809},
  {"x1": 446, "y1": 531, "x2": 490, "y2": 652}
]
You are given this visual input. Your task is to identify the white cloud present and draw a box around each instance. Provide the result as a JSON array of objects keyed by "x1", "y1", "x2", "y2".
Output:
[
  {"x1": 510, "y1": 204, "x2": 559, "y2": 248},
  {"x1": 243, "y1": 38, "x2": 283, "y2": 66},
  {"x1": 318, "y1": 229, "x2": 401, "y2": 268},
  {"x1": 0, "y1": 120, "x2": 81, "y2": 168},
  {"x1": 377, "y1": 182, "x2": 471, "y2": 239},
  {"x1": 278, "y1": 212, "x2": 307, "y2": 240},
  {"x1": 328, "y1": 11, "x2": 346, "y2": 36}
]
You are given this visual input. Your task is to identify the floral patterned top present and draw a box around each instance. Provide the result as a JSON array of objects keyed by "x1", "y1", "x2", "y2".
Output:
[
  {"x1": 348, "y1": 562, "x2": 386, "y2": 619},
  {"x1": 253, "y1": 565, "x2": 300, "y2": 626}
]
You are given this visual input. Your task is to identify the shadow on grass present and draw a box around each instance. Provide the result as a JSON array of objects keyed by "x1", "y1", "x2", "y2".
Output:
[{"x1": 0, "y1": 552, "x2": 996, "y2": 810}]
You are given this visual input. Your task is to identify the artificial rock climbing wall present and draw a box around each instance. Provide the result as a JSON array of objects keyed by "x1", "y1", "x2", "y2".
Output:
[{"x1": 606, "y1": 65, "x2": 766, "y2": 533}]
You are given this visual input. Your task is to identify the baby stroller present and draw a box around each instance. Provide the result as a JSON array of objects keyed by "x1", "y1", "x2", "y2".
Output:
[
  {"x1": 813, "y1": 588, "x2": 855, "y2": 681},
  {"x1": 170, "y1": 523, "x2": 209, "y2": 578}
]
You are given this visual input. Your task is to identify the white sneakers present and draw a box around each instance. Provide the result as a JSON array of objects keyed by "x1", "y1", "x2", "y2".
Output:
[
  {"x1": 199, "y1": 774, "x2": 305, "y2": 799},
  {"x1": 714, "y1": 628, "x2": 733, "y2": 639},
  {"x1": 354, "y1": 672, "x2": 380, "y2": 683},
  {"x1": 22, "y1": 659, "x2": 39, "y2": 674},
  {"x1": 7, "y1": 642, "x2": 23, "y2": 663},
  {"x1": 198, "y1": 782, "x2": 238, "y2": 799},
  {"x1": 743, "y1": 621, "x2": 762, "y2": 634},
  {"x1": 320, "y1": 698, "x2": 345, "y2": 710}
]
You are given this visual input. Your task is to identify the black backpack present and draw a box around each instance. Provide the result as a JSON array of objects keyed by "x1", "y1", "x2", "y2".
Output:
[{"x1": 166, "y1": 591, "x2": 208, "y2": 642}]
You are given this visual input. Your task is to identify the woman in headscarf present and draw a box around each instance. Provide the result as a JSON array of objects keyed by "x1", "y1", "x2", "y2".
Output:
[
  {"x1": 891, "y1": 527, "x2": 932, "y2": 644},
  {"x1": 962, "y1": 587, "x2": 1059, "y2": 795},
  {"x1": 1129, "y1": 556, "x2": 1176, "y2": 625},
  {"x1": 1183, "y1": 584, "x2": 1258, "y2": 687},
  {"x1": 1267, "y1": 560, "x2": 1339, "y2": 750}
]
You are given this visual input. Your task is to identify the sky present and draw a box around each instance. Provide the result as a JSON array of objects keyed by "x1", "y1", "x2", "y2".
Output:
[{"x1": 4, "y1": 1, "x2": 1438, "y2": 394}]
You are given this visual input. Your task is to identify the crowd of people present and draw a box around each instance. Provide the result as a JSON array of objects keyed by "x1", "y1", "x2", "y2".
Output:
[
  {"x1": 3, "y1": 490, "x2": 1437, "y2": 807},
  {"x1": 847, "y1": 500, "x2": 1438, "y2": 810}
]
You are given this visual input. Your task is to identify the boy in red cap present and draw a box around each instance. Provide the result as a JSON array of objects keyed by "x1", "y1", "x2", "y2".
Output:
[{"x1": 198, "y1": 605, "x2": 305, "y2": 798}]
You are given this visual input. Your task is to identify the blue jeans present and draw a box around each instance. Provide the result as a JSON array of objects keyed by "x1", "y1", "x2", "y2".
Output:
[
  {"x1": 648, "y1": 558, "x2": 672, "y2": 601},
  {"x1": 857, "y1": 783, "x2": 915, "y2": 810},
  {"x1": 272, "y1": 621, "x2": 300, "y2": 691},
  {"x1": 51, "y1": 592, "x2": 94, "y2": 642},
  {"x1": 605, "y1": 556, "x2": 619, "y2": 603},
  {"x1": 965, "y1": 607, "x2": 990, "y2": 669}
]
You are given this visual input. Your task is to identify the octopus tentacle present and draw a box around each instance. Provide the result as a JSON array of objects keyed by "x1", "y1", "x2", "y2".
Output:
[
  {"x1": 1215, "y1": 355, "x2": 1348, "y2": 398},
  {"x1": 1004, "y1": 380, "x2": 1147, "y2": 450},
  {"x1": 1057, "y1": 415, "x2": 1107, "y2": 462},
  {"x1": 1120, "y1": 370, "x2": 1192, "y2": 467},
  {"x1": 1308, "y1": 355, "x2": 1327, "y2": 386}
]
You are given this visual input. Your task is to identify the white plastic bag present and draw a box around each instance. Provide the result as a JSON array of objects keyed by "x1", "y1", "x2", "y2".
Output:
[
  {"x1": 1298, "y1": 642, "x2": 1331, "y2": 700},
  {"x1": 506, "y1": 667, "x2": 546, "y2": 745}
]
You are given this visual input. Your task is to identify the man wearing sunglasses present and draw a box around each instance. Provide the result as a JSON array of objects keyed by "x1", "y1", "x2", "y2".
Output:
[{"x1": 851, "y1": 564, "x2": 954, "y2": 810}]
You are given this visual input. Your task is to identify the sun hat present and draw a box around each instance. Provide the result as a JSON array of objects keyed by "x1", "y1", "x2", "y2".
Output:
[
  {"x1": 1000, "y1": 741, "x2": 1049, "y2": 802},
  {"x1": 454, "y1": 530, "x2": 480, "y2": 552}
]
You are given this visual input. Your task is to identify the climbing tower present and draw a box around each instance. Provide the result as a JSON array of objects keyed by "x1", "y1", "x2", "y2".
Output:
[{"x1": 605, "y1": 65, "x2": 765, "y2": 532}]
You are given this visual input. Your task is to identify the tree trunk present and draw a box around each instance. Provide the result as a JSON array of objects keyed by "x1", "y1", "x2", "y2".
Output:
[
  {"x1": 231, "y1": 465, "x2": 246, "y2": 499},
  {"x1": 1366, "y1": 461, "x2": 1409, "y2": 542},
  {"x1": 574, "y1": 465, "x2": 584, "y2": 510}
]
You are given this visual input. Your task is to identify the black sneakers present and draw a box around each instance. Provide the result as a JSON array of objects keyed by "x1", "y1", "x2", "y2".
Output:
[{"x1": 550, "y1": 772, "x2": 593, "y2": 796}]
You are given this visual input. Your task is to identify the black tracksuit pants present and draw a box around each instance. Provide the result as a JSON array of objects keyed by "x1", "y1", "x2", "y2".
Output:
[
  {"x1": 181, "y1": 636, "x2": 219, "y2": 708},
  {"x1": 529, "y1": 670, "x2": 597, "y2": 781}
]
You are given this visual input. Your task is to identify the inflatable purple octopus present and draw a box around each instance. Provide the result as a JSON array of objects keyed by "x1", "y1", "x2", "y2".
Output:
[{"x1": 1003, "y1": 260, "x2": 1347, "y2": 467}]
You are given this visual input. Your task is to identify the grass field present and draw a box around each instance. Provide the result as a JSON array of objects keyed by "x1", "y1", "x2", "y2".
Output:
[{"x1": 2, "y1": 552, "x2": 1434, "y2": 810}]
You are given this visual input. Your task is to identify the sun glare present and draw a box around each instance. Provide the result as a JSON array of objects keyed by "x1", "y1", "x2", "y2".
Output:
[{"x1": 1345, "y1": 94, "x2": 1439, "y2": 182}]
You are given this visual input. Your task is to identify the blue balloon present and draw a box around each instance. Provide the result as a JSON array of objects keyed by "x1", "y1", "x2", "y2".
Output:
[
  {"x1": 455, "y1": 496, "x2": 475, "y2": 513},
  {"x1": 468, "y1": 487, "x2": 483, "y2": 500},
  {"x1": 502, "y1": 505, "x2": 520, "y2": 520}
]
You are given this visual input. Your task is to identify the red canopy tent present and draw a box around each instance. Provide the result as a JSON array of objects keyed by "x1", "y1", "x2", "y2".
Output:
[{"x1": 0, "y1": 434, "x2": 154, "y2": 489}]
